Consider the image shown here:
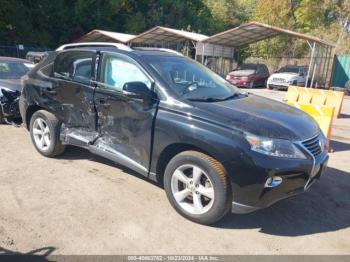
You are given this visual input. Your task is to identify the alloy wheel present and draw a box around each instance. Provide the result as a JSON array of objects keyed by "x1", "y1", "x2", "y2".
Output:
[
  {"x1": 33, "y1": 117, "x2": 51, "y2": 151},
  {"x1": 171, "y1": 164, "x2": 215, "y2": 215}
]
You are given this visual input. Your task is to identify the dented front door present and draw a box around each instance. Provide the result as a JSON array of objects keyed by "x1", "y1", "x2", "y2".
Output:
[{"x1": 94, "y1": 52, "x2": 156, "y2": 174}]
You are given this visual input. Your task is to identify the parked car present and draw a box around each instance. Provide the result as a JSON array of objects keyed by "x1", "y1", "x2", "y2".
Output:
[
  {"x1": 344, "y1": 80, "x2": 350, "y2": 95},
  {"x1": 0, "y1": 57, "x2": 33, "y2": 124},
  {"x1": 226, "y1": 64, "x2": 269, "y2": 88},
  {"x1": 26, "y1": 51, "x2": 51, "y2": 64},
  {"x1": 20, "y1": 47, "x2": 328, "y2": 225},
  {"x1": 267, "y1": 65, "x2": 308, "y2": 90}
]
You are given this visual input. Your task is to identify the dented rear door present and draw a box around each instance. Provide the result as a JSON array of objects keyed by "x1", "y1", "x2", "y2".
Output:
[{"x1": 51, "y1": 50, "x2": 97, "y2": 144}]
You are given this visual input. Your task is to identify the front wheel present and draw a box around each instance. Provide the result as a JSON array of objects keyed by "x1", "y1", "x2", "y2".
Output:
[
  {"x1": 164, "y1": 151, "x2": 231, "y2": 225},
  {"x1": 30, "y1": 110, "x2": 66, "y2": 157},
  {"x1": 0, "y1": 108, "x2": 5, "y2": 124}
]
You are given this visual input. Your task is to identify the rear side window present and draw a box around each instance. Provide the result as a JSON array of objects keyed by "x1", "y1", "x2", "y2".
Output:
[{"x1": 54, "y1": 51, "x2": 94, "y2": 84}]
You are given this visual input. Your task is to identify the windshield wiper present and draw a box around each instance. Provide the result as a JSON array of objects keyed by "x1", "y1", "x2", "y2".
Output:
[
  {"x1": 220, "y1": 92, "x2": 248, "y2": 101},
  {"x1": 188, "y1": 92, "x2": 248, "y2": 103},
  {"x1": 187, "y1": 97, "x2": 223, "y2": 102}
]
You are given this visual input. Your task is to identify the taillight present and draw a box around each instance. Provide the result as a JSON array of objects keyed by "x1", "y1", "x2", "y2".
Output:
[{"x1": 248, "y1": 74, "x2": 255, "y2": 80}]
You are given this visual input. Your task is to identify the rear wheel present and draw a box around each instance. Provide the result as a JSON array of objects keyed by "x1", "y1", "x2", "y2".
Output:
[
  {"x1": 30, "y1": 110, "x2": 65, "y2": 157},
  {"x1": 164, "y1": 151, "x2": 231, "y2": 225}
]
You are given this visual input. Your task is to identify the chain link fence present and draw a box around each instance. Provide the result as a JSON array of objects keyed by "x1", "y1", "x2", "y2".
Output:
[{"x1": 0, "y1": 45, "x2": 51, "y2": 59}]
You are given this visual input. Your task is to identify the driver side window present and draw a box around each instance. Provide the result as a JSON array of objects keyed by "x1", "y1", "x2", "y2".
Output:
[{"x1": 100, "y1": 54, "x2": 151, "y2": 91}]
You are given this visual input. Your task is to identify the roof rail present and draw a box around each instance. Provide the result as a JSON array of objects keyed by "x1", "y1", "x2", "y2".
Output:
[
  {"x1": 56, "y1": 42, "x2": 132, "y2": 51},
  {"x1": 133, "y1": 47, "x2": 183, "y2": 56}
]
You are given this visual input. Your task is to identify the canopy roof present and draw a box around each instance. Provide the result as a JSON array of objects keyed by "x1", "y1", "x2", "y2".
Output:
[
  {"x1": 202, "y1": 22, "x2": 334, "y2": 47},
  {"x1": 129, "y1": 26, "x2": 208, "y2": 44},
  {"x1": 75, "y1": 29, "x2": 135, "y2": 43}
]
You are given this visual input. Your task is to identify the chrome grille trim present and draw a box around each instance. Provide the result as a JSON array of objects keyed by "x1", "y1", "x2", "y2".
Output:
[
  {"x1": 295, "y1": 133, "x2": 324, "y2": 190},
  {"x1": 272, "y1": 78, "x2": 286, "y2": 83},
  {"x1": 301, "y1": 134, "x2": 322, "y2": 158}
]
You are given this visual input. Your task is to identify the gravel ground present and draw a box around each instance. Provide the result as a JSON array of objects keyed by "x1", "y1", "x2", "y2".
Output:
[{"x1": 0, "y1": 89, "x2": 349, "y2": 256}]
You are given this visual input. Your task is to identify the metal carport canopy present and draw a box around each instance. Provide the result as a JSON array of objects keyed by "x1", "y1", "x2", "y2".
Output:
[
  {"x1": 75, "y1": 29, "x2": 136, "y2": 44},
  {"x1": 201, "y1": 21, "x2": 334, "y2": 47},
  {"x1": 128, "y1": 26, "x2": 208, "y2": 44}
]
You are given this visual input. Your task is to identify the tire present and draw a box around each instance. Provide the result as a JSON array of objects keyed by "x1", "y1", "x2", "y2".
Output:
[
  {"x1": 29, "y1": 110, "x2": 66, "y2": 157},
  {"x1": 164, "y1": 151, "x2": 232, "y2": 225},
  {"x1": 0, "y1": 108, "x2": 6, "y2": 124}
]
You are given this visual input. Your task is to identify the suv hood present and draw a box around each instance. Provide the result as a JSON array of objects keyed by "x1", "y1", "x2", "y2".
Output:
[
  {"x1": 270, "y1": 72, "x2": 298, "y2": 80},
  {"x1": 229, "y1": 69, "x2": 255, "y2": 76},
  {"x1": 0, "y1": 79, "x2": 22, "y2": 93},
  {"x1": 193, "y1": 94, "x2": 319, "y2": 141}
]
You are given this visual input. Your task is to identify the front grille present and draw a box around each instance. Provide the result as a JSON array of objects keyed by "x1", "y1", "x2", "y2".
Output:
[
  {"x1": 302, "y1": 135, "x2": 322, "y2": 158},
  {"x1": 272, "y1": 78, "x2": 286, "y2": 83}
]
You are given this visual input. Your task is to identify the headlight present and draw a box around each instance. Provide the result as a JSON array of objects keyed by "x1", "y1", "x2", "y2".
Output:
[
  {"x1": 245, "y1": 133, "x2": 306, "y2": 159},
  {"x1": 288, "y1": 80, "x2": 295, "y2": 84},
  {"x1": 0, "y1": 87, "x2": 10, "y2": 96}
]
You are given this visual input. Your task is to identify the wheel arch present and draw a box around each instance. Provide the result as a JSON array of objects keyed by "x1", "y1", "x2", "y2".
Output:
[
  {"x1": 154, "y1": 142, "x2": 227, "y2": 186},
  {"x1": 25, "y1": 105, "x2": 45, "y2": 130}
]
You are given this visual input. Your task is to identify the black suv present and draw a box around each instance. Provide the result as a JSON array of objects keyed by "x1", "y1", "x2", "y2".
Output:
[{"x1": 20, "y1": 47, "x2": 329, "y2": 225}]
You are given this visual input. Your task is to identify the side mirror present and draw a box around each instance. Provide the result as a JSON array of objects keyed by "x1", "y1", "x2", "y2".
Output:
[{"x1": 122, "y1": 81, "x2": 156, "y2": 101}]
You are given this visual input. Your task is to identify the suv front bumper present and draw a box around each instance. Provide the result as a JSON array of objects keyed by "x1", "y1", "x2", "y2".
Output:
[{"x1": 227, "y1": 151, "x2": 329, "y2": 214}]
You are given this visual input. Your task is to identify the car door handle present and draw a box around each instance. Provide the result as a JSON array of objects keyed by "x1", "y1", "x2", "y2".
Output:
[
  {"x1": 96, "y1": 99, "x2": 110, "y2": 107},
  {"x1": 42, "y1": 87, "x2": 57, "y2": 95}
]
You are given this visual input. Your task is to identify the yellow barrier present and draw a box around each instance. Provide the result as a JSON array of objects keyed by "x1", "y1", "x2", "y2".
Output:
[
  {"x1": 284, "y1": 86, "x2": 299, "y2": 103},
  {"x1": 285, "y1": 86, "x2": 344, "y2": 118},
  {"x1": 311, "y1": 94, "x2": 327, "y2": 106},
  {"x1": 287, "y1": 101, "x2": 334, "y2": 140},
  {"x1": 324, "y1": 90, "x2": 345, "y2": 118},
  {"x1": 297, "y1": 91, "x2": 313, "y2": 104}
]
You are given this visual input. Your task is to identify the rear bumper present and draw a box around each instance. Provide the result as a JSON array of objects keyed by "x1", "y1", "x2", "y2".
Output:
[{"x1": 228, "y1": 151, "x2": 329, "y2": 214}]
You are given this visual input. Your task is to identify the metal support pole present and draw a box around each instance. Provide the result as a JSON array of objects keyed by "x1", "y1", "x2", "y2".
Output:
[
  {"x1": 305, "y1": 42, "x2": 316, "y2": 88},
  {"x1": 311, "y1": 45, "x2": 320, "y2": 88},
  {"x1": 213, "y1": 44, "x2": 216, "y2": 72},
  {"x1": 320, "y1": 45, "x2": 328, "y2": 87},
  {"x1": 324, "y1": 46, "x2": 332, "y2": 88},
  {"x1": 221, "y1": 46, "x2": 225, "y2": 76},
  {"x1": 186, "y1": 40, "x2": 189, "y2": 57},
  {"x1": 201, "y1": 43, "x2": 205, "y2": 64},
  {"x1": 311, "y1": 64, "x2": 317, "y2": 88},
  {"x1": 194, "y1": 43, "x2": 198, "y2": 61}
]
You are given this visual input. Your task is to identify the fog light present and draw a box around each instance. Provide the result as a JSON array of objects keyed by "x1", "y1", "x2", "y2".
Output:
[{"x1": 265, "y1": 176, "x2": 283, "y2": 188}]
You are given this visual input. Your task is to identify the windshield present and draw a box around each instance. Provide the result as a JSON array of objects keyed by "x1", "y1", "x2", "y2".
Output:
[
  {"x1": 146, "y1": 56, "x2": 241, "y2": 101},
  {"x1": 237, "y1": 64, "x2": 257, "y2": 70},
  {"x1": 277, "y1": 66, "x2": 300, "y2": 74},
  {"x1": 0, "y1": 62, "x2": 31, "y2": 79}
]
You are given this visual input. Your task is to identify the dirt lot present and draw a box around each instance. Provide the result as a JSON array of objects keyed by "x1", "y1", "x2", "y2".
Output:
[{"x1": 0, "y1": 89, "x2": 349, "y2": 255}]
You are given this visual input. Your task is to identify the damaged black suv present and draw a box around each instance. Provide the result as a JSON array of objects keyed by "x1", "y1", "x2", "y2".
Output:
[{"x1": 20, "y1": 46, "x2": 329, "y2": 225}]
